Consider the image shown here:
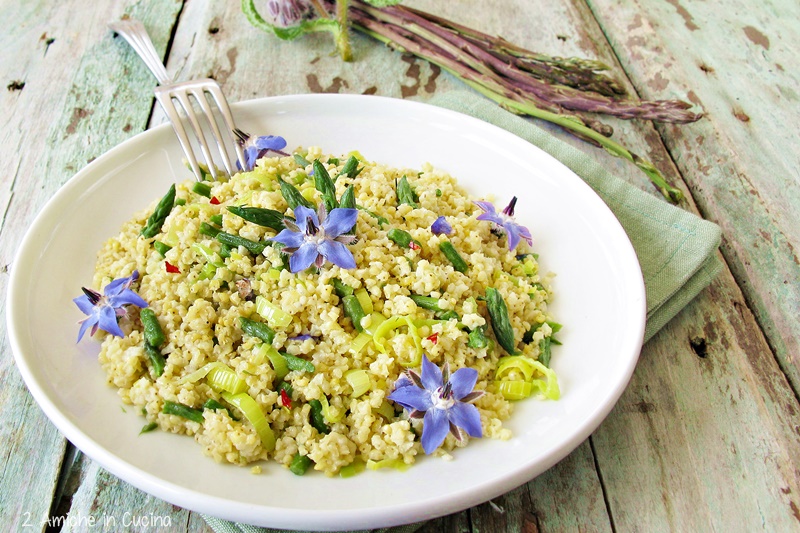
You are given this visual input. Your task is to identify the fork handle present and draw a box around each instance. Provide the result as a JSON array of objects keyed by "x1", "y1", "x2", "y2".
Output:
[{"x1": 109, "y1": 19, "x2": 172, "y2": 85}]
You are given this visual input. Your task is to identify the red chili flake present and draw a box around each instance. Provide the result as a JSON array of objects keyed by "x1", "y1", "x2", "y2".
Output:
[
  {"x1": 165, "y1": 261, "x2": 180, "y2": 273},
  {"x1": 209, "y1": 196, "x2": 220, "y2": 205},
  {"x1": 409, "y1": 242, "x2": 421, "y2": 251},
  {"x1": 280, "y1": 389, "x2": 292, "y2": 408},
  {"x1": 426, "y1": 333, "x2": 439, "y2": 344}
]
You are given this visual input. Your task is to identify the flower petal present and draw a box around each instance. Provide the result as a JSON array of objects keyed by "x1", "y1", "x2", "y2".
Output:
[
  {"x1": 421, "y1": 407, "x2": 450, "y2": 454},
  {"x1": 388, "y1": 384, "x2": 433, "y2": 412},
  {"x1": 76, "y1": 316, "x2": 97, "y2": 342},
  {"x1": 73, "y1": 295, "x2": 96, "y2": 315},
  {"x1": 271, "y1": 228, "x2": 306, "y2": 249},
  {"x1": 253, "y1": 135, "x2": 287, "y2": 151},
  {"x1": 318, "y1": 240, "x2": 356, "y2": 269},
  {"x1": 243, "y1": 146, "x2": 258, "y2": 171},
  {"x1": 292, "y1": 205, "x2": 318, "y2": 233},
  {"x1": 419, "y1": 355, "x2": 443, "y2": 392},
  {"x1": 447, "y1": 402, "x2": 482, "y2": 438},
  {"x1": 431, "y1": 216, "x2": 453, "y2": 235},
  {"x1": 288, "y1": 243, "x2": 320, "y2": 272},
  {"x1": 476, "y1": 212, "x2": 505, "y2": 226},
  {"x1": 110, "y1": 289, "x2": 148, "y2": 309},
  {"x1": 322, "y1": 208, "x2": 358, "y2": 237},
  {"x1": 96, "y1": 305, "x2": 124, "y2": 338},
  {"x1": 449, "y1": 367, "x2": 479, "y2": 400},
  {"x1": 103, "y1": 270, "x2": 138, "y2": 295},
  {"x1": 473, "y1": 200, "x2": 497, "y2": 214}
]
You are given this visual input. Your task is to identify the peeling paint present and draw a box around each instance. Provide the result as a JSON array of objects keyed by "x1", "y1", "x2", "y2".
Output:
[
  {"x1": 306, "y1": 74, "x2": 349, "y2": 93},
  {"x1": 65, "y1": 107, "x2": 93, "y2": 136},
  {"x1": 665, "y1": 0, "x2": 699, "y2": 31},
  {"x1": 743, "y1": 26, "x2": 770, "y2": 50}
]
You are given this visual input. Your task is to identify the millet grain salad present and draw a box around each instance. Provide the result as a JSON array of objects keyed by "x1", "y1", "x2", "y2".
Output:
[{"x1": 74, "y1": 137, "x2": 560, "y2": 476}]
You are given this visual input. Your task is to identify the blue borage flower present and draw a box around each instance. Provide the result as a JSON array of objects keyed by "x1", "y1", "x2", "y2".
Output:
[
  {"x1": 431, "y1": 216, "x2": 453, "y2": 236},
  {"x1": 388, "y1": 355, "x2": 484, "y2": 454},
  {"x1": 271, "y1": 204, "x2": 358, "y2": 272},
  {"x1": 473, "y1": 197, "x2": 533, "y2": 251},
  {"x1": 240, "y1": 134, "x2": 289, "y2": 172},
  {"x1": 74, "y1": 270, "x2": 148, "y2": 342}
]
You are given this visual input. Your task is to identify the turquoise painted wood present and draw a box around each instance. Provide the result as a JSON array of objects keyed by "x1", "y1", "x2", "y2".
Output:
[{"x1": 1, "y1": 0, "x2": 799, "y2": 531}]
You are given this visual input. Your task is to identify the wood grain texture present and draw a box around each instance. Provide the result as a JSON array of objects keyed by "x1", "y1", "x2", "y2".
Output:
[
  {"x1": 2, "y1": 0, "x2": 800, "y2": 531},
  {"x1": 585, "y1": 0, "x2": 800, "y2": 399}
]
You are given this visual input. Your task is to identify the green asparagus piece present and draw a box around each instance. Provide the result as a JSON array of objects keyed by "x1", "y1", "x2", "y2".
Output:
[{"x1": 141, "y1": 184, "x2": 176, "y2": 238}]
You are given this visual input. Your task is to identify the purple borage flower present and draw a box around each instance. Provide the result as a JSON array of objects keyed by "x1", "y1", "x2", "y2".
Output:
[
  {"x1": 241, "y1": 135, "x2": 289, "y2": 172},
  {"x1": 473, "y1": 196, "x2": 533, "y2": 251},
  {"x1": 388, "y1": 355, "x2": 484, "y2": 454},
  {"x1": 73, "y1": 270, "x2": 148, "y2": 342},
  {"x1": 431, "y1": 216, "x2": 453, "y2": 236},
  {"x1": 271, "y1": 204, "x2": 358, "y2": 273}
]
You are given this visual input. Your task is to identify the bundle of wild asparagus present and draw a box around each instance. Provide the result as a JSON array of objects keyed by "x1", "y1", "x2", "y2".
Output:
[{"x1": 243, "y1": 0, "x2": 702, "y2": 202}]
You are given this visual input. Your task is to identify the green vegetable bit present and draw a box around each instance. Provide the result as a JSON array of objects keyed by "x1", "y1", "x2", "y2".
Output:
[
  {"x1": 227, "y1": 205, "x2": 286, "y2": 232},
  {"x1": 143, "y1": 343, "x2": 165, "y2": 378},
  {"x1": 467, "y1": 324, "x2": 490, "y2": 349},
  {"x1": 216, "y1": 231, "x2": 266, "y2": 255},
  {"x1": 332, "y1": 278, "x2": 354, "y2": 298},
  {"x1": 289, "y1": 453, "x2": 314, "y2": 475},
  {"x1": 293, "y1": 153, "x2": 311, "y2": 168},
  {"x1": 203, "y1": 399, "x2": 238, "y2": 420},
  {"x1": 139, "y1": 422, "x2": 158, "y2": 435},
  {"x1": 308, "y1": 399, "x2": 330, "y2": 434},
  {"x1": 313, "y1": 160, "x2": 338, "y2": 212},
  {"x1": 357, "y1": 205, "x2": 389, "y2": 227},
  {"x1": 140, "y1": 308, "x2": 165, "y2": 348},
  {"x1": 153, "y1": 241, "x2": 172, "y2": 257},
  {"x1": 278, "y1": 178, "x2": 314, "y2": 210},
  {"x1": 162, "y1": 401, "x2": 204, "y2": 423},
  {"x1": 192, "y1": 181, "x2": 212, "y2": 198},
  {"x1": 340, "y1": 155, "x2": 362, "y2": 179},
  {"x1": 199, "y1": 222, "x2": 221, "y2": 238},
  {"x1": 339, "y1": 185, "x2": 356, "y2": 210},
  {"x1": 141, "y1": 184, "x2": 176, "y2": 238},
  {"x1": 439, "y1": 241, "x2": 468, "y2": 273},
  {"x1": 387, "y1": 228, "x2": 419, "y2": 249},
  {"x1": 485, "y1": 287, "x2": 517, "y2": 355},
  {"x1": 239, "y1": 317, "x2": 276, "y2": 344},
  {"x1": 342, "y1": 294, "x2": 365, "y2": 332},
  {"x1": 396, "y1": 175, "x2": 419, "y2": 208},
  {"x1": 282, "y1": 353, "x2": 315, "y2": 373}
]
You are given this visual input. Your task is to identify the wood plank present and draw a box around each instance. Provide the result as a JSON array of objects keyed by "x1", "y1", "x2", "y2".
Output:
[
  {"x1": 0, "y1": 0, "x2": 181, "y2": 529},
  {"x1": 585, "y1": 0, "x2": 800, "y2": 397},
  {"x1": 58, "y1": 451, "x2": 212, "y2": 533},
  {"x1": 594, "y1": 269, "x2": 800, "y2": 531}
]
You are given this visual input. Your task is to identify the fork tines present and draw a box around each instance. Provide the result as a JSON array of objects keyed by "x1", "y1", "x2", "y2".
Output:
[{"x1": 155, "y1": 79, "x2": 245, "y2": 182}]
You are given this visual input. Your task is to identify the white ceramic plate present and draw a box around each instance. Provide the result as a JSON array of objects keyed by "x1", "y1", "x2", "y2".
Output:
[{"x1": 7, "y1": 94, "x2": 645, "y2": 530}]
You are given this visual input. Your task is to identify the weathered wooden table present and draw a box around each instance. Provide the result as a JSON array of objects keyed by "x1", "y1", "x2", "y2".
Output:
[{"x1": 2, "y1": 0, "x2": 799, "y2": 531}]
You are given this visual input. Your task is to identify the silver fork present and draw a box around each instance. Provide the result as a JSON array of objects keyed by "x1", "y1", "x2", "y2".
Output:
[{"x1": 109, "y1": 18, "x2": 245, "y2": 181}]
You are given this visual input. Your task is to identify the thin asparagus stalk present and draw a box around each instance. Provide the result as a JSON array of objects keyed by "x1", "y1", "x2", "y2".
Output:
[{"x1": 349, "y1": 5, "x2": 683, "y2": 201}]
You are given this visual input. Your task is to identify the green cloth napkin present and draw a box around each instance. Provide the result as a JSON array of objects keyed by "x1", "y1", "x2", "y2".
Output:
[
  {"x1": 436, "y1": 91, "x2": 722, "y2": 343},
  {"x1": 203, "y1": 91, "x2": 722, "y2": 533}
]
